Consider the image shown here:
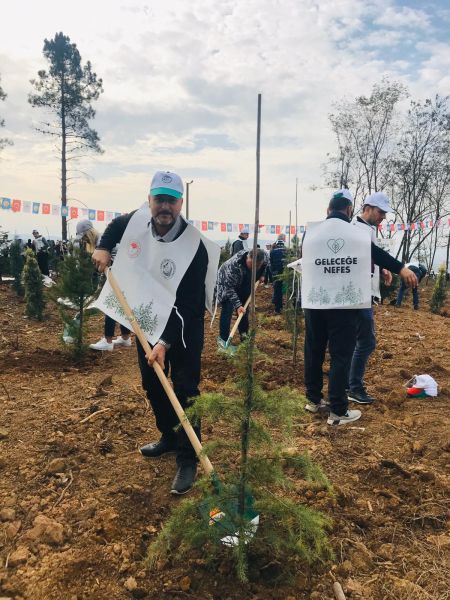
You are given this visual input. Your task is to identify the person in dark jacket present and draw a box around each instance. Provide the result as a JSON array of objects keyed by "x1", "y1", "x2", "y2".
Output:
[
  {"x1": 216, "y1": 248, "x2": 267, "y2": 347},
  {"x1": 92, "y1": 171, "x2": 209, "y2": 495},
  {"x1": 270, "y1": 234, "x2": 287, "y2": 313},
  {"x1": 231, "y1": 228, "x2": 249, "y2": 255},
  {"x1": 395, "y1": 263, "x2": 427, "y2": 309},
  {"x1": 303, "y1": 189, "x2": 418, "y2": 426}
]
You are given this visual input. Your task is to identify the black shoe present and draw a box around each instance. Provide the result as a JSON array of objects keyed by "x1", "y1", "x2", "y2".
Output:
[
  {"x1": 347, "y1": 390, "x2": 375, "y2": 405},
  {"x1": 170, "y1": 463, "x2": 197, "y2": 495},
  {"x1": 139, "y1": 436, "x2": 176, "y2": 458},
  {"x1": 414, "y1": 305, "x2": 419, "y2": 310}
]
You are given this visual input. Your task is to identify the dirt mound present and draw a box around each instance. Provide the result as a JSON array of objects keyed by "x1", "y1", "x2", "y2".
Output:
[{"x1": 0, "y1": 283, "x2": 449, "y2": 599}]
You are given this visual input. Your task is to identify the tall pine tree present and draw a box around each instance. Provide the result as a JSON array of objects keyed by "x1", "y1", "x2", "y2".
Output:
[{"x1": 29, "y1": 33, "x2": 103, "y2": 241}]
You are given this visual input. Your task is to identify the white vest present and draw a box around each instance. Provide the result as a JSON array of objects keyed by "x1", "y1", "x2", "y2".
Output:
[
  {"x1": 301, "y1": 217, "x2": 372, "y2": 309},
  {"x1": 93, "y1": 204, "x2": 220, "y2": 345},
  {"x1": 352, "y1": 217, "x2": 380, "y2": 299}
]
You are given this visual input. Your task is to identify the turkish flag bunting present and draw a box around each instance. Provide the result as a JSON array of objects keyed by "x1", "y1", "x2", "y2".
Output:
[
  {"x1": 201, "y1": 221, "x2": 207, "y2": 231},
  {"x1": 12, "y1": 199, "x2": 21, "y2": 212},
  {"x1": 70, "y1": 206, "x2": 78, "y2": 219},
  {"x1": 42, "y1": 203, "x2": 51, "y2": 214},
  {"x1": 220, "y1": 223, "x2": 226, "y2": 232},
  {"x1": 97, "y1": 210, "x2": 105, "y2": 221}
]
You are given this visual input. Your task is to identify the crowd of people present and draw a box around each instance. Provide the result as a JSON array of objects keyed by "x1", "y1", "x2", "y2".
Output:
[{"x1": 84, "y1": 171, "x2": 423, "y2": 495}]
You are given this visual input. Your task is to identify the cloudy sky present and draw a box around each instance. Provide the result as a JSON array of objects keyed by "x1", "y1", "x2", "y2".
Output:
[{"x1": 1, "y1": 0, "x2": 449, "y2": 238}]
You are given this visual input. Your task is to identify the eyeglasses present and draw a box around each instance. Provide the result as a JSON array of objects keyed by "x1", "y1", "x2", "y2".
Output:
[{"x1": 153, "y1": 194, "x2": 179, "y2": 205}]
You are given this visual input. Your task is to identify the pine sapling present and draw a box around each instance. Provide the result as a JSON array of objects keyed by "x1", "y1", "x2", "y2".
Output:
[
  {"x1": 430, "y1": 265, "x2": 448, "y2": 314},
  {"x1": 50, "y1": 247, "x2": 98, "y2": 359},
  {"x1": 23, "y1": 249, "x2": 45, "y2": 320},
  {"x1": 9, "y1": 240, "x2": 24, "y2": 296}
]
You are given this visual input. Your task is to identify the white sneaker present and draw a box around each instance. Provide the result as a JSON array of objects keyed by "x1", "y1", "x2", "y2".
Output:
[
  {"x1": 63, "y1": 335, "x2": 74, "y2": 345},
  {"x1": 327, "y1": 409, "x2": 362, "y2": 426},
  {"x1": 89, "y1": 338, "x2": 114, "y2": 351},
  {"x1": 112, "y1": 336, "x2": 132, "y2": 347},
  {"x1": 305, "y1": 399, "x2": 330, "y2": 413}
]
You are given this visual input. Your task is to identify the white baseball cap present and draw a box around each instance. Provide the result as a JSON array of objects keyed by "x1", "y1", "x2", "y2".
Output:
[
  {"x1": 150, "y1": 171, "x2": 184, "y2": 199},
  {"x1": 331, "y1": 189, "x2": 353, "y2": 203},
  {"x1": 241, "y1": 227, "x2": 249, "y2": 234},
  {"x1": 364, "y1": 192, "x2": 392, "y2": 213}
]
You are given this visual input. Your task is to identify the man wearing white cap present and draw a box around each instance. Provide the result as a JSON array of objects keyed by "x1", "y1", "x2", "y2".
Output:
[
  {"x1": 348, "y1": 192, "x2": 395, "y2": 405},
  {"x1": 231, "y1": 227, "x2": 250, "y2": 255},
  {"x1": 92, "y1": 171, "x2": 219, "y2": 495},
  {"x1": 302, "y1": 189, "x2": 417, "y2": 425}
]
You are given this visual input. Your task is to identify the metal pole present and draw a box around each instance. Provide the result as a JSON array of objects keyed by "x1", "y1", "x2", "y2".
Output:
[
  {"x1": 288, "y1": 210, "x2": 291, "y2": 250},
  {"x1": 185, "y1": 180, "x2": 193, "y2": 220}
]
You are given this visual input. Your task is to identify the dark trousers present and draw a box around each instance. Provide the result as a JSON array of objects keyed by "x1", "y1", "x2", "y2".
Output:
[
  {"x1": 264, "y1": 265, "x2": 273, "y2": 285},
  {"x1": 36, "y1": 251, "x2": 49, "y2": 276},
  {"x1": 396, "y1": 282, "x2": 419, "y2": 307},
  {"x1": 219, "y1": 299, "x2": 249, "y2": 341},
  {"x1": 348, "y1": 308, "x2": 376, "y2": 393},
  {"x1": 272, "y1": 274, "x2": 283, "y2": 313},
  {"x1": 136, "y1": 329, "x2": 203, "y2": 466},
  {"x1": 104, "y1": 315, "x2": 130, "y2": 338},
  {"x1": 304, "y1": 308, "x2": 358, "y2": 416}
]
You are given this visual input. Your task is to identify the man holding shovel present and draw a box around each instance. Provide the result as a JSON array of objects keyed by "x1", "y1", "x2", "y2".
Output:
[
  {"x1": 216, "y1": 248, "x2": 267, "y2": 350},
  {"x1": 91, "y1": 171, "x2": 219, "y2": 495}
]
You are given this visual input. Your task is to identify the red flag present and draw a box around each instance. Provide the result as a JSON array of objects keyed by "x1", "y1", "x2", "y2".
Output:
[
  {"x1": 201, "y1": 221, "x2": 207, "y2": 231},
  {"x1": 12, "y1": 199, "x2": 21, "y2": 212},
  {"x1": 220, "y1": 222, "x2": 226, "y2": 232},
  {"x1": 400, "y1": 223, "x2": 405, "y2": 230},
  {"x1": 97, "y1": 210, "x2": 105, "y2": 221},
  {"x1": 378, "y1": 224, "x2": 383, "y2": 231},
  {"x1": 238, "y1": 223, "x2": 244, "y2": 231},
  {"x1": 390, "y1": 224, "x2": 395, "y2": 232},
  {"x1": 420, "y1": 221, "x2": 425, "y2": 229},
  {"x1": 276, "y1": 225, "x2": 281, "y2": 234},
  {"x1": 42, "y1": 203, "x2": 51, "y2": 215},
  {"x1": 410, "y1": 223, "x2": 416, "y2": 230},
  {"x1": 70, "y1": 206, "x2": 78, "y2": 219},
  {"x1": 290, "y1": 226, "x2": 295, "y2": 234}
]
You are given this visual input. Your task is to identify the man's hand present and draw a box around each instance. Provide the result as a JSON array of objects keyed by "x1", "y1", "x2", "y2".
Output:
[
  {"x1": 146, "y1": 343, "x2": 166, "y2": 370},
  {"x1": 399, "y1": 267, "x2": 418, "y2": 288},
  {"x1": 382, "y1": 269, "x2": 393, "y2": 286},
  {"x1": 236, "y1": 306, "x2": 246, "y2": 316},
  {"x1": 92, "y1": 249, "x2": 112, "y2": 272}
]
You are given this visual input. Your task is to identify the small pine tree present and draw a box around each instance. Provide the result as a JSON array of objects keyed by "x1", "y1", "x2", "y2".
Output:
[
  {"x1": 430, "y1": 265, "x2": 448, "y2": 314},
  {"x1": 147, "y1": 342, "x2": 332, "y2": 582},
  {"x1": 9, "y1": 240, "x2": 24, "y2": 296},
  {"x1": 49, "y1": 246, "x2": 98, "y2": 359},
  {"x1": 23, "y1": 249, "x2": 45, "y2": 320},
  {"x1": 219, "y1": 239, "x2": 232, "y2": 266}
]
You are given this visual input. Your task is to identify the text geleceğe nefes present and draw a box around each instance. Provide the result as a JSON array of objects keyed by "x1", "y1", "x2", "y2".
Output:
[{"x1": 315, "y1": 257, "x2": 358, "y2": 273}]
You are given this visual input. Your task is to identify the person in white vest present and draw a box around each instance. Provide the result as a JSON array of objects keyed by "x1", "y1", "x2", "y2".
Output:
[
  {"x1": 348, "y1": 192, "x2": 399, "y2": 405},
  {"x1": 302, "y1": 189, "x2": 417, "y2": 425},
  {"x1": 91, "y1": 171, "x2": 219, "y2": 494},
  {"x1": 231, "y1": 227, "x2": 249, "y2": 255}
]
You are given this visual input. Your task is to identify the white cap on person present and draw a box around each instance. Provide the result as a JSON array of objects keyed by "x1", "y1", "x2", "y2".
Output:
[
  {"x1": 331, "y1": 189, "x2": 353, "y2": 203},
  {"x1": 150, "y1": 171, "x2": 184, "y2": 198},
  {"x1": 364, "y1": 192, "x2": 392, "y2": 213}
]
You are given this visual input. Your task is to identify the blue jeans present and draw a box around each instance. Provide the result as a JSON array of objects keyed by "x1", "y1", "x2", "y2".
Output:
[
  {"x1": 348, "y1": 308, "x2": 376, "y2": 393},
  {"x1": 396, "y1": 282, "x2": 419, "y2": 307},
  {"x1": 219, "y1": 300, "x2": 248, "y2": 341}
]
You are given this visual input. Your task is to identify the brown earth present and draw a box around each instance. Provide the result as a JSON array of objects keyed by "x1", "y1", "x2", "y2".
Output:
[{"x1": 0, "y1": 281, "x2": 449, "y2": 600}]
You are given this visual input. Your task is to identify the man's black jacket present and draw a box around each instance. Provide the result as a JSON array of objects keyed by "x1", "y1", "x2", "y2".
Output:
[{"x1": 98, "y1": 212, "x2": 208, "y2": 348}]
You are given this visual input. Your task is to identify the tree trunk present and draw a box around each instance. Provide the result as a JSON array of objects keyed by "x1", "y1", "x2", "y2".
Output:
[
  {"x1": 61, "y1": 74, "x2": 67, "y2": 242},
  {"x1": 446, "y1": 233, "x2": 450, "y2": 272}
]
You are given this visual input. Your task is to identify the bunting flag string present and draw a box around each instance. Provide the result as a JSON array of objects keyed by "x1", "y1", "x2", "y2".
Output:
[{"x1": 1, "y1": 195, "x2": 450, "y2": 235}]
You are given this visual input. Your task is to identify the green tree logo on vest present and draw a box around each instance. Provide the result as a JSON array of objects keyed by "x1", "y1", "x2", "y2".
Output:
[{"x1": 104, "y1": 292, "x2": 158, "y2": 335}]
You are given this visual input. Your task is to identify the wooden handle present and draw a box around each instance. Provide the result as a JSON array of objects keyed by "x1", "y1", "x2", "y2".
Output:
[
  {"x1": 227, "y1": 281, "x2": 260, "y2": 344},
  {"x1": 106, "y1": 268, "x2": 214, "y2": 476}
]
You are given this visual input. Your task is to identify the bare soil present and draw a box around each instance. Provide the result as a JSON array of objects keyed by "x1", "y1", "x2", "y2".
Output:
[{"x1": 0, "y1": 281, "x2": 449, "y2": 600}]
